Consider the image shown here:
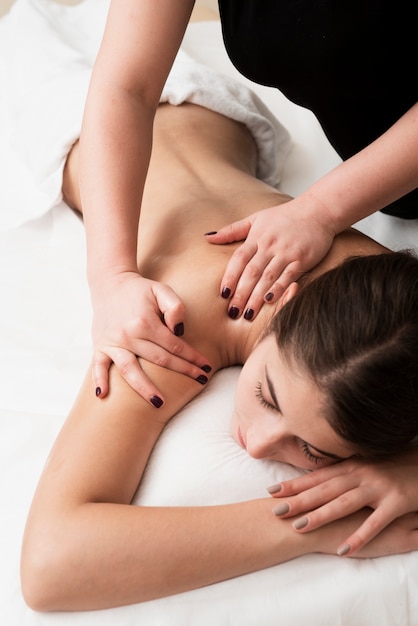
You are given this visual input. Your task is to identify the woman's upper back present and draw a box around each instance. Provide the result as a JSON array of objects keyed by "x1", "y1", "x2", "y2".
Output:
[{"x1": 135, "y1": 102, "x2": 386, "y2": 372}]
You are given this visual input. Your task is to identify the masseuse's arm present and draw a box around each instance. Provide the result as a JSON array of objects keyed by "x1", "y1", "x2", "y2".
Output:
[
  {"x1": 208, "y1": 102, "x2": 418, "y2": 318},
  {"x1": 79, "y1": 0, "x2": 208, "y2": 402}
]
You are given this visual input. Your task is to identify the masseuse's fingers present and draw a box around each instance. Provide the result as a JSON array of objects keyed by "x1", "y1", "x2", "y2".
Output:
[
  {"x1": 93, "y1": 340, "x2": 211, "y2": 408},
  {"x1": 92, "y1": 347, "x2": 164, "y2": 407},
  {"x1": 206, "y1": 201, "x2": 336, "y2": 320},
  {"x1": 91, "y1": 273, "x2": 212, "y2": 402},
  {"x1": 205, "y1": 214, "x2": 304, "y2": 319}
]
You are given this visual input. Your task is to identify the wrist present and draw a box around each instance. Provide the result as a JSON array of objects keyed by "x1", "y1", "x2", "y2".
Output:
[
  {"x1": 88, "y1": 265, "x2": 142, "y2": 293},
  {"x1": 299, "y1": 188, "x2": 344, "y2": 238}
]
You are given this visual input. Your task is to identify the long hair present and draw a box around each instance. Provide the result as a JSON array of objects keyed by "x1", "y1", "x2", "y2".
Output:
[{"x1": 271, "y1": 251, "x2": 418, "y2": 459}]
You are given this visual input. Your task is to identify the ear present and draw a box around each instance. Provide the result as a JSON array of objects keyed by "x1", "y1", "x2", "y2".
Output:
[{"x1": 279, "y1": 282, "x2": 299, "y2": 309}]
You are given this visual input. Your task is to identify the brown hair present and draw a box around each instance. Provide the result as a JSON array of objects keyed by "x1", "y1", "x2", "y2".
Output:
[{"x1": 271, "y1": 251, "x2": 418, "y2": 459}]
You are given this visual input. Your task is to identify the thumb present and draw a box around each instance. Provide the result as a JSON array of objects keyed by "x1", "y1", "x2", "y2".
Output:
[
  {"x1": 153, "y1": 282, "x2": 187, "y2": 335},
  {"x1": 205, "y1": 217, "x2": 251, "y2": 245}
]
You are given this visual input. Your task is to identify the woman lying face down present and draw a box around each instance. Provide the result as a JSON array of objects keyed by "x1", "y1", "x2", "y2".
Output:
[
  {"x1": 21, "y1": 102, "x2": 418, "y2": 611},
  {"x1": 233, "y1": 251, "x2": 418, "y2": 468}
]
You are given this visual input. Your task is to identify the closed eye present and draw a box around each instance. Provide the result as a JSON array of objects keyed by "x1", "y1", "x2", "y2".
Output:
[
  {"x1": 300, "y1": 440, "x2": 327, "y2": 465},
  {"x1": 255, "y1": 381, "x2": 276, "y2": 411}
]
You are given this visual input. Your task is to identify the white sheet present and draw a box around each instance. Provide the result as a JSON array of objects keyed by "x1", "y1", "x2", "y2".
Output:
[{"x1": 1, "y1": 1, "x2": 418, "y2": 625}]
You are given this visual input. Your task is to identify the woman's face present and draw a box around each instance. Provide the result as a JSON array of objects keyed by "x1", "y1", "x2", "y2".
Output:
[{"x1": 231, "y1": 335, "x2": 354, "y2": 470}]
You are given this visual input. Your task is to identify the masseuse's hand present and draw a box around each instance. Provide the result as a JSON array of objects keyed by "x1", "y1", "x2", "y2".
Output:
[
  {"x1": 90, "y1": 270, "x2": 211, "y2": 405},
  {"x1": 205, "y1": 199, "x2": 335, "y2": 320},
  {"x1": 267, "y1": 449, "x2": 418, "y2": 555}
]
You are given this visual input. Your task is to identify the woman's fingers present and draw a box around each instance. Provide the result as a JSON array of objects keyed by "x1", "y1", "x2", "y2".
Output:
[
  {"x1": 268, "y1": 460, "x2": 358, "y2": 498},
  {"x1": 271, "y1": 475, "x2": 365, "y2": 522},
  {"x1": 338, "y1": 506, "x2": 397, "y2": 556}
]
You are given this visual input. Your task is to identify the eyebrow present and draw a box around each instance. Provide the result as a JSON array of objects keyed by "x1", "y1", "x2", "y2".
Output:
[{"x1": 265, "y1": 367, "x2": 345, "y2": 462}]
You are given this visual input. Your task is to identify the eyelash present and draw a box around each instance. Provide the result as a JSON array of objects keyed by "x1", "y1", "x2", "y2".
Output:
[
  {"x1": 300, "y1": 441, "x2": 324, "y2": 464},
  {"x1": 255, "y1": 381, "x2": 275, "y2": 410}
]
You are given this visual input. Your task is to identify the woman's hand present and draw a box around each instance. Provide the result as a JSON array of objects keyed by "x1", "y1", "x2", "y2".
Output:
[
  {"x1": 313, "y1": 509, "x2": 418, "y2": 559},
  {"x1": 205, "y1": 199, "x2": 335, "y2": 319},
  {"x1": 268, "y1": 449, "x2": 418, "y2": 555},
  {"x1": 90, "y1": 270, "x2": 211, "y2": 405}
]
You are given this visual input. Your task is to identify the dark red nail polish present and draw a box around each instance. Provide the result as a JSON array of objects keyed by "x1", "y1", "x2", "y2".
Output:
[
  {"x1": 201, "y1": 364, "x2": 212, "y2": 373},
  {"x1": 95, "y1": 387, "x2": 101, "y2": 397},
  {"x1": 196, "y1": 374, "x2": 208, "y2": 385},
  {"x1": 244, "y1": 308, "x2": 254, "y2": 321},
  {"x1": 228, "y1": 306, "x2": 239, "y2": 319},
  {"x1": 265, "y1": 292, "x2": 274, "y2": 302},
  {"x1": 221, "y1": 287, "x2": 231, "y2": 299},
  {"x1": 174, "y1": 322, "x2": 184, "y2": 336},
  {"x1": 204, "y1": 231, "x2": 217, "y2": 236},
  {"x1": 150, "y1": 395, "x2": 163, "y2": 408}
]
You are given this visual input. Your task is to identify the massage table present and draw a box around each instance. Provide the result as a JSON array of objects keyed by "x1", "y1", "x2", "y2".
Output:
[{"x1": 1, "y1": 1, "x2": 418, "y2": 624}]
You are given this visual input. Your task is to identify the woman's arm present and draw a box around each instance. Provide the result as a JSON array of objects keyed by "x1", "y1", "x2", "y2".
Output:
[
  {"x1": 21, "y1": 360, "x2": 418, "y2": 611},
  {"x1": 20, "y1": 362, "x2": 308, "y2": 611}
]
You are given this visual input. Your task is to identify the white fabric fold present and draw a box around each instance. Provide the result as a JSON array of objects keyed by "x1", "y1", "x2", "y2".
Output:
[{"x1": 0, "y1": 0, "x2": 290, "y2": 232}]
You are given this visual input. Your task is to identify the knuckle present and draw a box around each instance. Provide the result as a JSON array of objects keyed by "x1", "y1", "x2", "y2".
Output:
[
  {"x1": 262, "y1": 267, "x2": 278, "y2": 284},
  {"x1": 245, "y1": 263, "x2": 263, "y2": 281},
  {"x1": 116, "y1": 355, "x2": 137, "y2": 377},
  {"x1": 169, "y1": 341, "x2": 184, "y2": 358},
  {"x1": 233, "y1": 245, "x2": 253, "y2": 263},
  {"x1": 153, "y1": 353, "x2": 170, "y2": 368}
]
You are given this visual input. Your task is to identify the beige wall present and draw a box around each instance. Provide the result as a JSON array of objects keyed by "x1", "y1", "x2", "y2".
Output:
[{"x1": 0, "y1": 0, "x2": 219, "y2": 18}]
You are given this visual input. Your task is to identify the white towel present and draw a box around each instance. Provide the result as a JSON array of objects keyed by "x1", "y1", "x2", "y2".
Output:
[{"x1": 0, "y1": 0, "x2": 291, "y2": 232}]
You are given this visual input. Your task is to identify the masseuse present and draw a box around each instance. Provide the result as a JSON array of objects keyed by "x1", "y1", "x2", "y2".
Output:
[{"x1": 79, "y1": 1, "x2": 418, "y2": 403}]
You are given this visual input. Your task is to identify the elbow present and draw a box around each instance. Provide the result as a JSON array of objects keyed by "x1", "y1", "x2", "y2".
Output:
[{"x1": 21, "y1": 529, "x2": 72, "y2": 612}]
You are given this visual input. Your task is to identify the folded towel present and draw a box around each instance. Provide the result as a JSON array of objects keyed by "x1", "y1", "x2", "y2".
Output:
[
  {"x1": 162, "y1": 49, "x2": 291, "y2": 188},
  {"x1": 0, "y1": 0, "x2": 291, "y2": 231}
]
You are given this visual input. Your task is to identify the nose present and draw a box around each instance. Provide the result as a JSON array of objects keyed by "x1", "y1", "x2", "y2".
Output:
[{"x1": 245, "y1": 419, "x2": 287, "y2": 460}]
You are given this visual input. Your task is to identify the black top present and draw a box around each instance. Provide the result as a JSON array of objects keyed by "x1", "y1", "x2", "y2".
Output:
[{"x1": 218, "y1": 0, "x2": 418, "y2": 218}]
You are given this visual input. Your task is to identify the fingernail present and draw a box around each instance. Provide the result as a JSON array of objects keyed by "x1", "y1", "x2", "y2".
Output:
[
  {"x1": 337, "y1": 544, "x2": 351, "y2": 557},
  {"x1": 174, "y1": 322, "x2": 184, "y2": 336},
  {"x1": 204, "y1": 231, "x2": 217, "y2": 236},
  {"x1": 228, "y1": 306, "x2": 239, "y2": 319},
  {"x1": 221, "y1": 287, "x2": 231, "y2": 299},
  {"x1": 150, "y1": 395, "x2": 163, "y2": 408},
  {"x1": 196, "y1": 374, "x2": 208, "y2": 385},
  {"x1": 95, "y1": 387, "x2": 102, "y2": 397},
  {"x1": 293, "y1": 516, "x2": 309, "y2": 530},
  {"x1": 267, "y1": 483, "x2": 282, "y2": 494},
  {"x1": 201, "y1": 364, "x2": 212, "y2": 373},
  {"x1": 244, "y1": 308, "x2": 254, "y2": 321},
  {"x1": 272, "y1": 502, "x2": 290, "y2": 516},
  {"x1": 265, "y1": 292, "x2": 274, "y2": 302}
]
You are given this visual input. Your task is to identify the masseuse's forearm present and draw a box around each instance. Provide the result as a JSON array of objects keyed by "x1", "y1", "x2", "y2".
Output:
[
  {"x1": 302, "y1": 101, "x2": 418, "y2": 233},
  {"x1": 79, "y1": 82, "x2": 155, "y2": 283},
  {"x1": 22, "y1": 498, "x2": 312, "y2": 611}
]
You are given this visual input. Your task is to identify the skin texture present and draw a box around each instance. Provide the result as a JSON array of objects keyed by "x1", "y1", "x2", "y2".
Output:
[
  {"x1": 76, "y1": 0, "x2": 418, "y2": 401},
  {"x1": 21, "y1": 102, "x2": 418, "y2": 612}
]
